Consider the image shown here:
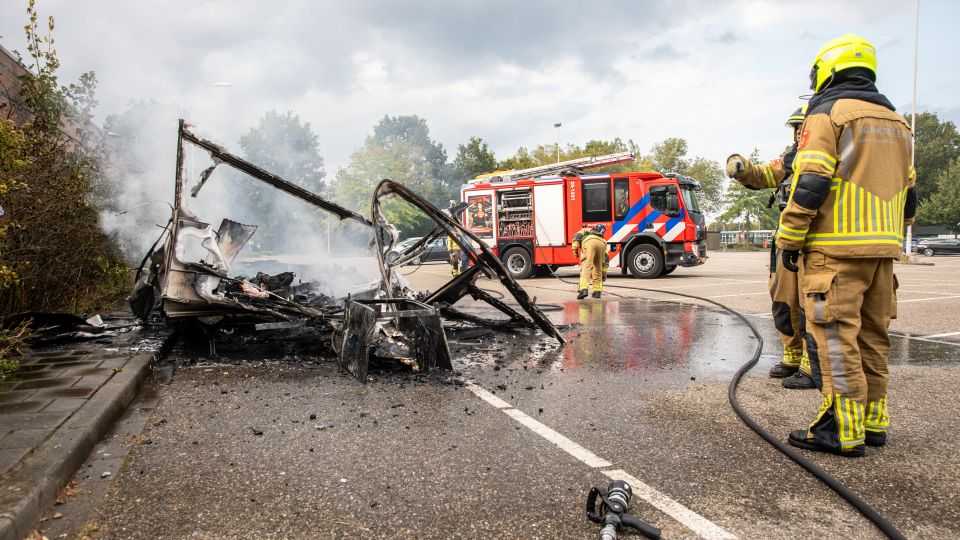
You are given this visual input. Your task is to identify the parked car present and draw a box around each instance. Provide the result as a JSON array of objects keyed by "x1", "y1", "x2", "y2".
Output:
[
  {"x1": 385, "y1": 236, "x2": 450, "y2": 265},
  {"x1": 918, "y1": 238, "x2": 960, "y2": 256}
]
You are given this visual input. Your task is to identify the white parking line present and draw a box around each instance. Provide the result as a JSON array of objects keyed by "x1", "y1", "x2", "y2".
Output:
[
  {"x1": 502, "y1": 408, "x2": 612, "y2": 468},
  {"x1": 896, "y1": 295, "x2": 960, "y2": 304},
  {"x1": 744, "y1": 313, "x2": 960, "y2": 347},
  {"x1": 661, "y1": 280, "x2": 767, "y2": 290},
  {"x1": 464, "y1": 381, "x2": 736, "y2": 539},
  {"x1": 707, "y1": 292, "x2": 769, "y2": 299},
  {"x1": 603, "y1": 470, "x2": 736, "y2": 540}
]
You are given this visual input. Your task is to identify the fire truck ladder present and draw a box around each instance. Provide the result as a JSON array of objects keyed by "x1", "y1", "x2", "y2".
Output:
[{"x1": 468, "y1": 151, "x2": 635, "y2": 184}]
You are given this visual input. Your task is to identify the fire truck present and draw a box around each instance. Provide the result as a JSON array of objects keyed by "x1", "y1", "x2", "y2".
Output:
[{"x1": 459, "y1": 152, "x2": 707, "y2": 279}]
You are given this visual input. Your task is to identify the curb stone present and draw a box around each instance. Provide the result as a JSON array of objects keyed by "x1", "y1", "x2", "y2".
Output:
[{"x1": 0, "y1": 333, "x2": 173, "y2": 540}]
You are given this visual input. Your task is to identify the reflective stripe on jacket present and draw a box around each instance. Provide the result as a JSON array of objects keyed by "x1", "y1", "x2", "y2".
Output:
[
  {"x1": 736, "y1": 157, "x2": 787, "y2": 190},
  {"x1": 776, "y1": 98, "x2": 915, "y2": 258}
]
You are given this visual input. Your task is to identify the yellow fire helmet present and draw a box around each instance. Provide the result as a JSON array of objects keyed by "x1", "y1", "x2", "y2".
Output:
[
  {"x1": 809, "y1": 33, "x2": 877, "y2": 92},
  {"x1": 785, "y1": 103, "x2": 809, "y2": 127}
]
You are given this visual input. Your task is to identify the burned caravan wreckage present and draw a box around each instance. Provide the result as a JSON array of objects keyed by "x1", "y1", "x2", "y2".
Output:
[{"x1": 131, "y1": 121, "x2": 563, "y2": 381}]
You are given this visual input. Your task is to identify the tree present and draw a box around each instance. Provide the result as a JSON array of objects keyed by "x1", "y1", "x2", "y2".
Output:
[
  {"x1": 333, "y1": 115, "x2": 449, "y2": 237},
  {"x1": 715, "y1": 149, "x2": 780, "y2": 231},
  {"x1": 200, "y1": 110, "x2": 329, "y2": 253},
  {"x1": 0, "y1": 0, "x2": 127, "y2": 315},
  {"x1": 645, "y1": 137, "x2": 724, "y2": 215},
  {"x1": 911, "y1": 111, "x2": 960, "y2": 207},
  {"x1": 449, "y1": 136, "x2": 497, "y2": 181},
  {"x1": 239, "y1": 110, "x2": 325, "y2": 193},
  {"x1": 497, "y1": 138, "x2": 640, "y2": 173},
  {"x1": 497, "y1": 136, "x2": 724, "y2": 213},
  {"x1": 683, "y1": 157, "x2": 724, "y2": 215},
  {"x1": 646, "y1": 137, "x2": 690, "y2": 173},
  {"x1": 916, "y1": 156, "x2": 960, "y2": 232}
]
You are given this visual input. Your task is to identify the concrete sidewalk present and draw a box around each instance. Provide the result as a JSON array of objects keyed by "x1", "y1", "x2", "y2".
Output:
[{"x1": 0, "y1": 330, "x2": 172, "y2": 540}]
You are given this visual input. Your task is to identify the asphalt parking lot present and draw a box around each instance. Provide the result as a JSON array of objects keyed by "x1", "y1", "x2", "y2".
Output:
[{"x1": 39, "y1": 251, "x2": 960, "y2": 539}]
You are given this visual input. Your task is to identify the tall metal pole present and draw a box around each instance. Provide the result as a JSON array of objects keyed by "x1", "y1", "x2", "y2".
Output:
[
  {"x1": 554, "y1": 122, "x2": 561, "y2": 163},
  {"x1": 905, "y1": 0, "x2": 919, "y2": 255},
  {"x1": 187, "y1": 82, "x2": 231, "y2": 184}
]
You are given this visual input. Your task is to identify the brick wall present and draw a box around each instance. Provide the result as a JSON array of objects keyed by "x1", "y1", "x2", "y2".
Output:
[
  {"x1": 0, "y1": 43, "x2": 103, "y2": 146},
  {"x1": 0, "y1": 43, "x2": 33, "y2": 125}
]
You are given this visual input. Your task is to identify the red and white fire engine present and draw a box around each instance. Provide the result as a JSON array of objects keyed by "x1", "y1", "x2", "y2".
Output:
[{"x1": 459, "y1": 152, "x2": 707, "y2": 279}]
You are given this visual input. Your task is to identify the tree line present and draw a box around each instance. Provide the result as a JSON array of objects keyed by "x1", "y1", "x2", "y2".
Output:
[{"x1": 3, "y1": 0, "x2": 959, "y2": 323}]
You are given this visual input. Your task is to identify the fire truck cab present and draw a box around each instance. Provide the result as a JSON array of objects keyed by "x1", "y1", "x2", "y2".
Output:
[{"x1": 460, "y1": 161, "x2": 706, "y2": 280}]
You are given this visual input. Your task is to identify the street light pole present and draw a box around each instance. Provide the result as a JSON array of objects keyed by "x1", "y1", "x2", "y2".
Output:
[
  {"x1": 187, "y1": 81, "x2": 231, "y2": 181},
  {"x1": 554, "y1": 122, "x2": 562, "y2": 164},
  {"x1": 906, "y1": 0, "x2": 919, "y2": 256},
  {"x1": 188, "y1": 81, "x2": 232, "y2": 120}
]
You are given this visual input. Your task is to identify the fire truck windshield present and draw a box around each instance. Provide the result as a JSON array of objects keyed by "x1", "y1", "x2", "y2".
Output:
[{"x1": 681, "y1": 185, "x2": 701, "y2": 214}]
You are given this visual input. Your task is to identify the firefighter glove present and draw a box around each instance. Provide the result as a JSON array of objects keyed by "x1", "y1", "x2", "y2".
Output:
[
  {"x1": 782, "y1": 249, "x2": 800, "y2": 272},
  {"x1": 725, "y1": 154, "x2": 747, "y2": 179}
]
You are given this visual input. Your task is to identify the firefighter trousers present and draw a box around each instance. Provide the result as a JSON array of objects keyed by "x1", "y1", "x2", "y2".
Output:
[
  {"x1": 578, "y1": 239, "x2": 606, "y2": 293},
  {"x1": 769, "y1": 247, "x2": 808, "y2": 373},
  {"x1": 800, "y1": 251, "x2": 897, "y2": 452},
  {"x1": 449, "y1": 248, "x2": 462, "y2": 276}
]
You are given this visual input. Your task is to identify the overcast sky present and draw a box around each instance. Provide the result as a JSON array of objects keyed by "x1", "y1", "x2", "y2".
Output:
[{"x1": 1, "y1": 0, "x2": 957, "y2": 173}]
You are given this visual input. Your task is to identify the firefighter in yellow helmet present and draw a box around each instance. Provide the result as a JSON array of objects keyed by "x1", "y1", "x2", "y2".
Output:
[
  {"x1": 725, "y1": 104, "x2": 815, "y2": 390},
  {"x1": 572, "y1": 224, "x2": 607, "y2": 299},
  {"x1": 447, "y1": 234, "x2": 463, "y2": 276},
  {"x1": 778, "y1": 34, "x2": 916, "y2": 456}
]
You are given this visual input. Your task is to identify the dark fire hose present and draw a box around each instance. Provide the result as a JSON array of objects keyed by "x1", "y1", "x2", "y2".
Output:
[{"x1": 542, "y1": 269, "x2": 905, "y2": 540}]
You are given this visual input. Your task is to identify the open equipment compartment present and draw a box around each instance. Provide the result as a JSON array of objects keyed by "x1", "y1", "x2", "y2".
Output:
[{"x1": 497, "y1": 188, "x2": 534, "y2": 238}]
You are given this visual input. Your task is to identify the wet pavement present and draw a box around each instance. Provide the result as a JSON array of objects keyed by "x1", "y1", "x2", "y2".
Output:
[
  {"x1": 1, "y1": 350, "x2": 138, "y2": 477},
  {"x1": 0, "y1": 327, "x2": 171, "y2": 540},
  {"x1": 29, "y1": 252, "x2": 960, "y2": 539}
]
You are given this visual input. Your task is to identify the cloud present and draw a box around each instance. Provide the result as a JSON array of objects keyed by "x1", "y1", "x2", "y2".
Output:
[
  {"x1": 707, "y1": 31, "x2": 742, "y2": 44},
  {"x1": 638, "y1": 43, "x2": 688, "y2": 61},
  {"x1": 0, "y1": 0, "x2": 955, "y2": 186}
]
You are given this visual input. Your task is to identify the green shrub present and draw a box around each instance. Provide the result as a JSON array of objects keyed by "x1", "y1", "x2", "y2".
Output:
[{"x1": 0, "y1": 2, "x2": 130, "y2": 316}]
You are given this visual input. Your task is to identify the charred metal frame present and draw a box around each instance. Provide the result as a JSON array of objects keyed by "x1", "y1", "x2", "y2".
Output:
[
  {"x1": 152, "y1": 120, "x2": 373, "y2": 319},
  {"x1": 130, "y1": 121, "x2": 563, "y2": 383},
  {"x1": 370, "y1": 179, "x2": 564, "y2": 345}
]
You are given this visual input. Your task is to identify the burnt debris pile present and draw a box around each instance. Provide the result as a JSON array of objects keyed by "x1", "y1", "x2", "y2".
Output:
[{"x1": 128, "y1": 121, "x2": 563, "y2": 382}]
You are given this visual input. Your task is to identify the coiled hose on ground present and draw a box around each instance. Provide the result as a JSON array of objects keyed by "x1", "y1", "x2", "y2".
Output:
[{"x1": 542, "y1": 270, "x2": 906, "y2": 540}]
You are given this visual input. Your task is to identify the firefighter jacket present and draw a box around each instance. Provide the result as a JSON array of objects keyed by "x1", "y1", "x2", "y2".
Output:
[
  {"x1": 732, "y1": 153, "x2": 789, "y2": 191},
  {"x1": 571, "y1": 228, "x2": 603, "y2": 259},
  {"x1": 776, "y1": 79, "x2": 916, "y2": 258},
  {"x1": 446, "y1": 235, "x2": 461, "y2": 252},
  {"x1": 731, "y1": 146, "x2": 797, "y2": 210}
]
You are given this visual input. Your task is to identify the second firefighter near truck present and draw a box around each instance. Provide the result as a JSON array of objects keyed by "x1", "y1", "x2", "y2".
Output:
[
  {"x1": 726, "y1": 105, "x2": 815, "y2": 390},
  {"x1": 572, "y1": 224, "x2": 608, "y2": 299},
  {"x1": 776, "y1": 34, "x2": 916, "y2": 457}
]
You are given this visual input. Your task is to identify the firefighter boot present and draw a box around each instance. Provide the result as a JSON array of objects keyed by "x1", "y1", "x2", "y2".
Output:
[
  {"x1": 591, "y1": 291, "x2": 601, "y2": 299},
  {"x1": 866, "y1": 431, "x2": 886, "y2": 447},
  {"x1": 865, "y1": 397, "x2": 889, "y2": 447},
  {"x1": 788, "y1": 394, "x2": 866, "y2": 457},
  {"x1": 577, "y1": 289, "x2": 588, "y2": 300},
  {"x1": 782, "y1": 371, "x2": 815, "y2": 389},
  {"x1": 769, "y1": 347, "x2": 802, "y2": 378},
  {"x1": 782, "y1": 350, "x2": 815, "y2": 389}
]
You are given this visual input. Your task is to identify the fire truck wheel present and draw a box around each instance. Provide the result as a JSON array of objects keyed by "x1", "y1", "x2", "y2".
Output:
[
  {"x1": 627, "y1": 245, "x2": 663, "y2": 279},
  {"x1": 662, "y1": 264, "x2": 677, "y2": 275},
  {"x1": 503, "y1": 247, "x2": 534, "y2": 279}
]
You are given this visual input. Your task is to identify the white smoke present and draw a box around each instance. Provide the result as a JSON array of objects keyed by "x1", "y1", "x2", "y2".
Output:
[{"x1": 99, "y1": 101, "x2": 379, "y2": 294}]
